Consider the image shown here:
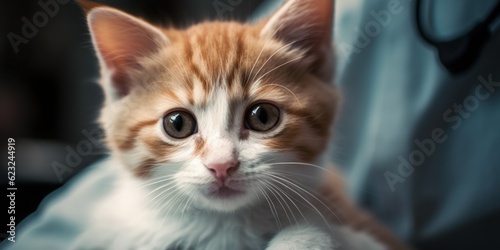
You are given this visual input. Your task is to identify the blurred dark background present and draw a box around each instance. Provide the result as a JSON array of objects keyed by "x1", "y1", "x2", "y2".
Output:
[{"x1": 0, "y1": 0, "x2": 265, "y2": 238}]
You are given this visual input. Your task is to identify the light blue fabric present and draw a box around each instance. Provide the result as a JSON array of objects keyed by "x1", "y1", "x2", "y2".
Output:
[
  {"x1": 330, "y1": 0, "x2": 500, "y2": 248},
  {"x1": 1, "y1": 159, "x2": 115, "y2": 249},
  {"x1": 3, "y1": 1, "x2": 500, "y2": 249}
]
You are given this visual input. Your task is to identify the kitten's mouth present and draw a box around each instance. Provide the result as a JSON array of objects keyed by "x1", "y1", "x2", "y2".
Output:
[{"x1": 207, "y1": 185, "x2": 245, "y2": 198}]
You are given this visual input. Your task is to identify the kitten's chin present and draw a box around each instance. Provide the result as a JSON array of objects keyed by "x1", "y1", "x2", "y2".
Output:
[
  {"x1": 192, "y1": 187, "x2": 257, "y2": 213},
  {"x1": 206, "y1": 186, "x2": 245, "y2": 199}
]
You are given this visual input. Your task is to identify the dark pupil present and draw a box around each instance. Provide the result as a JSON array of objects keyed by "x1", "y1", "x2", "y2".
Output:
[
  {"x1": 170, "y1": 113, "x2": 183, "y2": 132},
  {"x1": 253, "y1": 106, "x2": 268, "y2": 124}
]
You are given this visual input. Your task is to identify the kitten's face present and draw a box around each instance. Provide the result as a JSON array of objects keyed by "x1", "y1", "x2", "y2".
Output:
[{"x1": 86, "y1": 0, "x2": 337, "y2": 212}]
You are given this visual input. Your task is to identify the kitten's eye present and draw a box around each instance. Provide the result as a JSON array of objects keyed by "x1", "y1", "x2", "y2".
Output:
[
  {"x1": 163, "y1": 111, "x2": 197, "y2": 139},
  {"x1": 245, "y1": 103, "x2": 280, "y2": 132}
]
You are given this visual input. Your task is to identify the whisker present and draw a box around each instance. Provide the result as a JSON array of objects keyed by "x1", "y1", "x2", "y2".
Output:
[
  {"x1": 181, "y1": 193, "x2": 195, "y2": 220},
  {"x1": 265, "y1": 176, "x2": 310, "y2": 225},
  {"x1": 270, "y1": 169, "x2": 315, "y2": 180},
  {"x1": 136, "y1": 175, "x2": 177, "y2": 190},
  {"x1": 270, "y1": 162, "x2": 378, "y2": 197},
  {"x1": 145, "y1": 183, "x2": 179, "y2": 208},
  {"x1": 257, "y1": 185, "x2": 281, "y2": 230},
  {"x1": 267, "y1": 173, "x2": 343, "y2": 226},
  {"x1": 261, "y1": 179, "x2": 296, "y2": 226},
  {"x1": 261, "y1": 83, "x2": 302, "y2": 107},
  {"x1": 247, "y1": 19, "x2": 290, "y2": 85},
  {"x1": 260, "y1": 180, "x2": 291, "y2": 225},
  {"x1": 142, "y1": 180, "x2": 177, "y2": 199},
  {"x1": 147, "y1": 188, "x2": 179, "y2": 226},
  {"x1": 280, "y1": 186, "x2": 333, "y2": 234},
  {"x1": 157, "y1": 188, "x2": 186, "y2": 230},
  {"x1": 251, "y1": 39, "x2": 299, "y2": 83},
  {"x1": 151, "y1": 190, "x2": 185, "y2": 240},
  {"x1": 173, "y1": 191, "x2": 190, "y2": 219},
  {"x1": 255, "y1": 56, "x2": 303, "y2": 84}
]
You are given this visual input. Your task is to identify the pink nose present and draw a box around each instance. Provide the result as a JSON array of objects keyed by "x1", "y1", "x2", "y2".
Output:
[{"x1": 205, "y1": 160, "x2": 239, "y2": 182}]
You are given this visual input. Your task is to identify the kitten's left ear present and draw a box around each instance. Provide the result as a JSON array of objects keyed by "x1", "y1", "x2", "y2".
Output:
[
  {"x1": 261, "y1": 0, "x2": 334, "y2": 82},
  {"x1": 82, "y1": 3, "x2": 169, "y2": 99}
]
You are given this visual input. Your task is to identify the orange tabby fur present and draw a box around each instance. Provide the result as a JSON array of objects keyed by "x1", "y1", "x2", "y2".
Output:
[
  {"x1": 93, "y1": 18, "x2": 339, "y2": 177},
  {"x1": 76, "y1": 1, "x2": 408, "y2": 249}
]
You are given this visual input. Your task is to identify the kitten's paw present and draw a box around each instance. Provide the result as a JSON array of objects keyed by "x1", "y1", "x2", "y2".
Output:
[{"x1": 266, "y1": 225, "x2": 338, "y2": 250}]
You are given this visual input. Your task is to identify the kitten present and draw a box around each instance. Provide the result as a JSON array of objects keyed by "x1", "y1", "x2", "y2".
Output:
[{"x1": 74, "y1": 0, "x2": 386, "y2": 249}]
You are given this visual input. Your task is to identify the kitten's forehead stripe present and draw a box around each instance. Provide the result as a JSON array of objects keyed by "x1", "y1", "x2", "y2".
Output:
[
  {"x1": 183, "y1": 34, "x2": 209, "y2": 92},
  {"x1": 180, "y1": 23, "x2": 260, "y2": 97},
  {"x1": 226, "y1": 29, "x2": 245, "y2": 91}
]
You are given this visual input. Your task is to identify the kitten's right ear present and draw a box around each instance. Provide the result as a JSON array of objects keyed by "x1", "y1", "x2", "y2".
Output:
[
  {"x1": 81, "y1": 2, "x2": 168, "y2": 99},
  {"x1": 261, "y1": 0, "x2": 334, "y2": 82}
]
